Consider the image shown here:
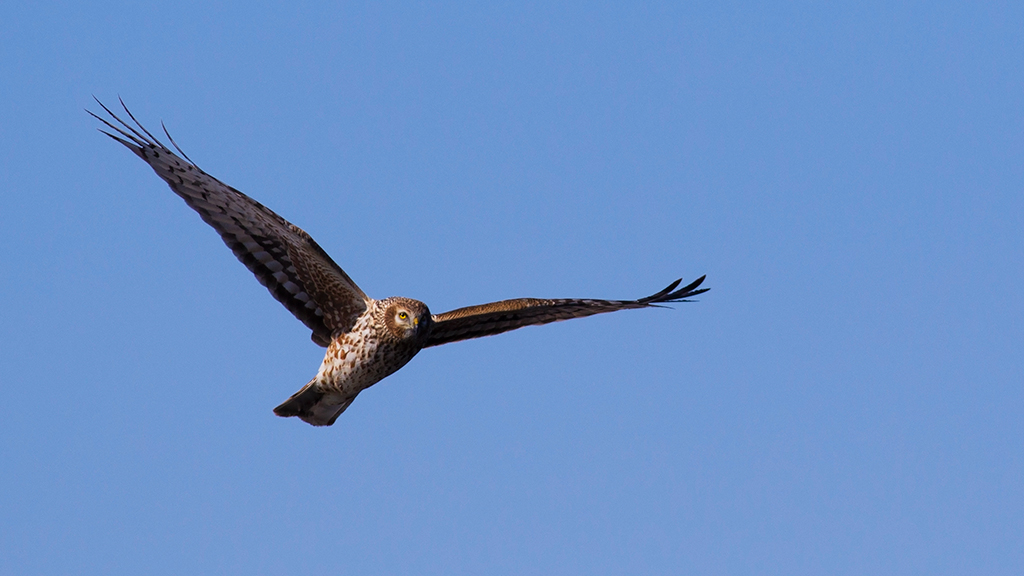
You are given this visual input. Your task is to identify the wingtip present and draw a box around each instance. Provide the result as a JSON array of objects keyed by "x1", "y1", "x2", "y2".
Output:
[
  {"x1": 161, "y1": 119, "x2": 198, "y2": 166},
  {"x1": 119, "y1": 96, "x2": 165, "y2": 147},
  {"x1": 659, "y1": 274, "x2": 709, "y2": 302},
  {"x1": 639, "y1": 278, "x2": 684, "y2": 303}
]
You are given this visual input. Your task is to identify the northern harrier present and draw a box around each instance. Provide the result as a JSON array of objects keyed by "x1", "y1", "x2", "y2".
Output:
[{"x1": 90, "y1": 99, "x2": 709, "y2": 426}]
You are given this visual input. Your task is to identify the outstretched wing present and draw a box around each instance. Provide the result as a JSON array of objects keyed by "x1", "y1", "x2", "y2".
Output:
[
  {"x1": 424, "y1": 276, "x2": 708, "y2": 348},
  {"x1": 90, "y1": 99, "x2": 368, "y2": 346}
]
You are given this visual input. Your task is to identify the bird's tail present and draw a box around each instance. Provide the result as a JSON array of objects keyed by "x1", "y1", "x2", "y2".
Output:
[{"x1": 273, "y1": 379, "x2": 357, "y2": 427}]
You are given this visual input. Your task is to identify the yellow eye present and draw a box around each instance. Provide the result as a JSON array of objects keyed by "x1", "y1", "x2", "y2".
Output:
[{"x1": 398, "y1": 311, "x2": 408, "y2": 320}]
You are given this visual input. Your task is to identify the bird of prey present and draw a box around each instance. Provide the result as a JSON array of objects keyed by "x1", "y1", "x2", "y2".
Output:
[{"x1": 90, "y1": 99, "x2": 709, "y2": 426}]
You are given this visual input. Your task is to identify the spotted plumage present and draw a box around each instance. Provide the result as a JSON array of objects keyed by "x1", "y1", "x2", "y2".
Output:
[{"x1": 91, "y1": 99, "x2": 709, "y2": 426}]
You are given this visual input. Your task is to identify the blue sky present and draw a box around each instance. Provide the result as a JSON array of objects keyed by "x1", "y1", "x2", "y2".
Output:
[{"x1": 1, "y1": 1, "x2": 1021, "y2": 574}]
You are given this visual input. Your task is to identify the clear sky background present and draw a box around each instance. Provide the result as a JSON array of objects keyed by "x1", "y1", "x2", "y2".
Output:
[{"x1": 1, "y1": 2, "x2": 1021, "y2": 574}]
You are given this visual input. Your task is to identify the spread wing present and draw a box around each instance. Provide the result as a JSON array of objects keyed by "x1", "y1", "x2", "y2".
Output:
[
  {"x1": 90, "y1": 99, "x2": 368, "y2": 346},
  {"x1": 424, "y1": 276, "x2": 708, "y2": 348}
]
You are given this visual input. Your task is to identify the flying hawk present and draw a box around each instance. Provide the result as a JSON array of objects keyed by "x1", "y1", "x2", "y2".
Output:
[{"x1": 90, "y1": 99, "x2": 708, "y2": 426}]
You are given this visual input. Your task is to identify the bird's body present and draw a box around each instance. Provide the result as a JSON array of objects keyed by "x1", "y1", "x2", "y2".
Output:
[
  {"x1": 90, "y1": 99, "x2": 708, "y2": 426},
  {"x1": 278, "y1": 297, "x2": 432, "y2": 425}
]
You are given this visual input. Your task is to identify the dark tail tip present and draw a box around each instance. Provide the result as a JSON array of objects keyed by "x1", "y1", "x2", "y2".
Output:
[{"x1": 273, "y1": 381, "x2": 323, "y2": 418}]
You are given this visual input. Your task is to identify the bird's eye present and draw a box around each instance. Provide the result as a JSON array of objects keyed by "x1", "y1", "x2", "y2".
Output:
[{"x1": 398, "y1": 311, "x2": 408, "y2": 320}]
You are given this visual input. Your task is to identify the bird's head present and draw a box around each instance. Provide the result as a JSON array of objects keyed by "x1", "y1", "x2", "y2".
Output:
[{"x1": 381, "y1": 297, "x2": 432, "y2": 342}]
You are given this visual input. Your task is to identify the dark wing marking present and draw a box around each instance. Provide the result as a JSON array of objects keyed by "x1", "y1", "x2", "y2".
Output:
[
  {"x1": 89, "y1": 98, "x2": 368, "y2": 346},
  {"x1": 424, "y1": 276, "x2": 708, "y2": 348}
]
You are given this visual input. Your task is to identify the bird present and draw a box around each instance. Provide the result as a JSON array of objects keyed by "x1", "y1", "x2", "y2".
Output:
[{"x1": 89, "y1": 98, "x2": 709, "y2": 427}]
